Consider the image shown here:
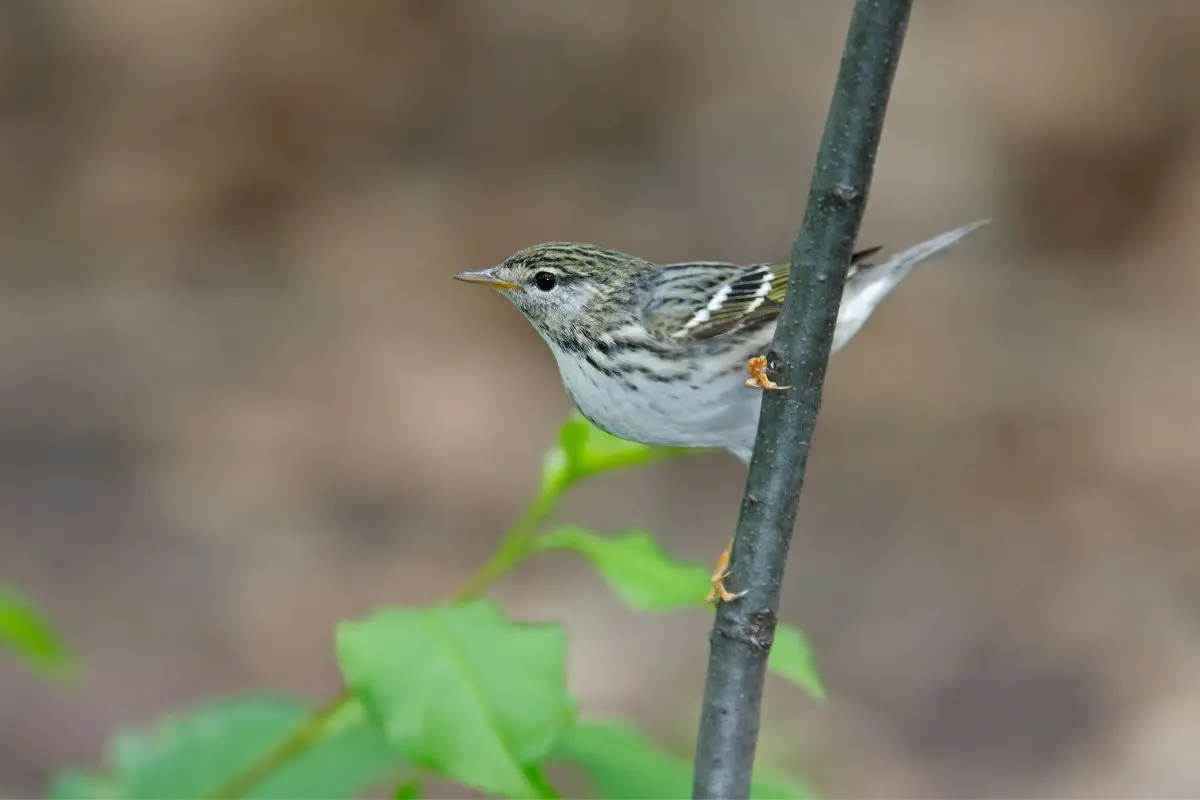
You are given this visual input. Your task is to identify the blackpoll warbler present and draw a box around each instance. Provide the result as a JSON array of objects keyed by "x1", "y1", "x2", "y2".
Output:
[{"x1": 455, "y1": 220, "x2": 988, "y2": 600}]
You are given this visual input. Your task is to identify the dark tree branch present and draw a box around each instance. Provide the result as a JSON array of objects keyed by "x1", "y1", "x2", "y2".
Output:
[{"x1": 692, "y1": 1, "x2": 914, "y2": 797}]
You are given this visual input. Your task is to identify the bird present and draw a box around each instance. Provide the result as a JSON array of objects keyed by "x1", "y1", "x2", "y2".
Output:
[{"x1": 454, "y1": 219, "x2": 988, "y2": 601}]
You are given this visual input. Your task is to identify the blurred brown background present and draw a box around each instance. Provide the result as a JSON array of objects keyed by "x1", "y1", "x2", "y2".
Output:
[{"x1": 2, "y1": 1, "x2": 1200, "y2": 797}]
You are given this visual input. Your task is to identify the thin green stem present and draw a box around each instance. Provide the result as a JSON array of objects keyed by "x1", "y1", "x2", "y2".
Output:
[
  {"x1": 209, "y1": 691, "x2": 352, "y2": 800},
  {"x1": 207, "y1": 480, "x2": 568, "y2": 800},
  {"x1": 454, "y1": 489, "x2": 559, "y2": 601},
  {"x1": 524, "y1": 763, "x2": 564, "y2": 799}
]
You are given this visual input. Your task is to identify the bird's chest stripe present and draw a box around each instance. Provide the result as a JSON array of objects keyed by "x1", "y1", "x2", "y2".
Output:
[{"x1": 583, "y1": 352, "x2": 620, "y2": 378}]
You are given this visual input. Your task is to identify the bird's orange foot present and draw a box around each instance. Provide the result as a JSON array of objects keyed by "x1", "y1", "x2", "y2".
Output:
[
  {"x1": 745, "y1": 355, "x2": 789, "y2": 391},
  {"x1": 706, "y1": 538, "x2": 748, "y2": 604}
]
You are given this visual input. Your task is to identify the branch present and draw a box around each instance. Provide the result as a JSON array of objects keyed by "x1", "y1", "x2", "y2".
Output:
[{"x1": 692, "y1": 1, "x2": 914, "y2": 797}]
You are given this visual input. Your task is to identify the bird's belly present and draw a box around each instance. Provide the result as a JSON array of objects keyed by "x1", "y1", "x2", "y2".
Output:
[{"x1": 552, "y1": 350, "x2": 760, "y2": 454}]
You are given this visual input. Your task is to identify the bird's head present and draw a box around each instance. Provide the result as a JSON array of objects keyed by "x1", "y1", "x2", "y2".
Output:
[{"x1": 454, "y1": 242, "x2": 647, "y2": 348}]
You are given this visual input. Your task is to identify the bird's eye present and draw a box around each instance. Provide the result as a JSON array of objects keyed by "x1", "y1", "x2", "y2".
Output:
[{"x1": 533, "y1": 271, "x2": 558, "y2": 291}]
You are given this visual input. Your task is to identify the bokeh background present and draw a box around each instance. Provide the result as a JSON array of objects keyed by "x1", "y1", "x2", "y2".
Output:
[{"x1": 3, "y1": 1, "x2": 1200, "y2": 796}]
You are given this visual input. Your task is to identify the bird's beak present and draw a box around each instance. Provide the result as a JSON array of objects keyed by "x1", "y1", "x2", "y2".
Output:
[{"x1": 453, "y1": 268, "x2": 519, "y2": 292}]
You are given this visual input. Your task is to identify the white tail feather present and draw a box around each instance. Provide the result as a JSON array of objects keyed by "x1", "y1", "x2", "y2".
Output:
[{"x1": 833, "y1": 219, "x2": 990, "y2": 352}]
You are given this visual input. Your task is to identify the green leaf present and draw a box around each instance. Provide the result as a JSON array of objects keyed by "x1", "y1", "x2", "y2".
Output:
[
  {"x1": 539, "y1": 414, "x2": 687, "y2": 498},
  {"x1": 392, "y1": 778, "x2": 422, "y2": 799},
  {"x1": 551, "y1": 721, "x2": 686, "y2": 799},
  {"x1": 535, "y1": 527, "x2": 711, "y2": 612},
  {"x1": 551, "y1": 720, "x2": 814, "y2": 799},
  {"x1": 768, "y1": 624, "x2": 825, "y2": 701},
  {"x1": 78, "y1": 695, "x2": 399, "y2": 799},
  {"x1": 46, "y1": 769, "x2": 117, "y2": 799},
  {"x1": 0, "y1": 584, "x2": 74, "y2": 677},
  {"x1": 337, "y1": 601, "x2": 576, "y2": 798}
]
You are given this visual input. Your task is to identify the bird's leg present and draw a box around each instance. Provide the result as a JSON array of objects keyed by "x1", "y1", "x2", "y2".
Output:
[
  {"x1": 706, "y1": 537, "x2": 748, "y2": 604},
  {"x1": 745, "y1": 355, "x2": 790, "y2": 391}
]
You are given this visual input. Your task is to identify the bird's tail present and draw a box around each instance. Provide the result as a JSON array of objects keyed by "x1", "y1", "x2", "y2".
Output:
[{"x1": 833, "y1": 219, "x2": 990, "y2": 352}]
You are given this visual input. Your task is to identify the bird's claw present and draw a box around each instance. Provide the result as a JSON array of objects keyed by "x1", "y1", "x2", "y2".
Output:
[
  {"x1": 745, "y1": 355, "x2": 789, "y2": 391},
  {"x1": 706, "y1": 538, "x2": 748, "y2": 604}
]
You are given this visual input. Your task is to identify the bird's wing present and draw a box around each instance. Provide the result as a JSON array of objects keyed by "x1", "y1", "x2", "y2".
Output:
[{"x1": 641, "y1": 246, "x2": 882, "y2": 342}]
